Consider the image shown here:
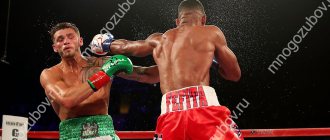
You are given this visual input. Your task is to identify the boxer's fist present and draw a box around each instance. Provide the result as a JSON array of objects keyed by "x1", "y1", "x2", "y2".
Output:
[{"x1": 89, "y1": 33, "x2": 114, "y2": 55}]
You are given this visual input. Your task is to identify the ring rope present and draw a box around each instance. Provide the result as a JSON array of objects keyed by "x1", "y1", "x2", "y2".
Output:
[{"x1": 1, "y1": 128, "x2": 329, "y2": 139}]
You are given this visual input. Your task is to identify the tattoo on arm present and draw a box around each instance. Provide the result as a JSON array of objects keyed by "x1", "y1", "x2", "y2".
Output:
[
  {"x1": 81, "y1": 67, "x2": 100, "y2": 82},
  {"x1": 136, "y1": 67, "x2": 147, "y2": 75},
  {"x1": 97, "y1": 57, "x2": 110, "y2": 66},
  {"x1": 80, "y1": 58, "x2": 105, "y2": 82},
  {"x1": 133, "y1": 67, "x2": 147, "y2": 81}
]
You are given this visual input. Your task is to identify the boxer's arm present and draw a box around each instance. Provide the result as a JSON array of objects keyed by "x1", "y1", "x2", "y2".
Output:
[
  {"x1": 94, "y1": 56, "x2": 158, "y2": 83},
  {"x1": 117, "y1": 65, "x2": 159, "y2": 84},
  {"x1": 110, "y1": 33, "x2": 162, "y2": 57},
  {"x1": 40, "y1": 69, "x2": 94, "y2": 109},
  {"x1": 212, "y1": 26, "x2": 241, "y2": 82}
]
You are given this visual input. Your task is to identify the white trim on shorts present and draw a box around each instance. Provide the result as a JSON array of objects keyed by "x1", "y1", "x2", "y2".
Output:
[{"x1": 160, "y1": 85, "x2": 220, "y2": 115}]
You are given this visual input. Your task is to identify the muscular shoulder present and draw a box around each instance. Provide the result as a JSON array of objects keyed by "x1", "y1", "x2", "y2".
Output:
[
  {"x1": 163, "y1": 28, "x2": 177, "y2": 36},
  {"x1": 94, "y1": 56, "x2": 111, "y2": 66},
  {"x1": 40, "y1": 64, "x2": 63, "y2": 83},
  {"x1": 83, "y1": 56, "x2": 109, "y2": 67},
  {"x1": 204, "y1": 25, "x2": 224, "y2": 35},
  {"x1": 204, "y1": 25, "x2": 226, "y2": 42},
  {"x1": 147, "y1": 33, "x2": 163, "y2": 40},
  {"x1": 146, "y1": 32, "x2": 163, "y2": 48},
  {"x1": 42, "y1": 64, "x2": 62, "y2": 75}
]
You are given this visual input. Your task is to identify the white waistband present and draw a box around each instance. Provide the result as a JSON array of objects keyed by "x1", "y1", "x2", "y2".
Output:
[{"x1": 161, "y1": 85, "x2": 220, "y2": 115}]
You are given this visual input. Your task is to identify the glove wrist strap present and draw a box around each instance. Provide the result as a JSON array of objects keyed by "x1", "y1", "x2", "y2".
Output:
[{"x1": 87, "y1": 71, "x2": 111, "y2": 92}]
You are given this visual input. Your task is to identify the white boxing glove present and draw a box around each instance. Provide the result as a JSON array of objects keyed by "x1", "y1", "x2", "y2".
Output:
[{"x1": 89, "y1": 33, "x2": 114, "y2": 55}]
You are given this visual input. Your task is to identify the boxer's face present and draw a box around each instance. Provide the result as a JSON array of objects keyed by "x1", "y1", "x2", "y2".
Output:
[
  {"x1": 176, "y1": 9, "x2": 206, "y2": 26},
  {"x1": 52, "y1": 28, "x2": 83, "y2": 58}
]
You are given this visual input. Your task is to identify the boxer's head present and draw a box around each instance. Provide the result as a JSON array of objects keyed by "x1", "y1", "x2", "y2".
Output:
[
  {"x1": 177, "y1": 0, "x2": 206, "y2": 26},
  {"x1": 50, "y1": 22, "x2": 83, "y2": 58}
]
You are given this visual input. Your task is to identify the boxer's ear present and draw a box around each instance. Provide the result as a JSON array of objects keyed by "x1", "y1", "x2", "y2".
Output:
[
  {"x1": 201, "y1": 15, "x2": 206, "y2": 25},
  {"x1": 176, "y1": 18, "x2": 180, "y2": 26},
  {"x1": 52, "y1": 44, "x2": 58, "y2": 53},
  {"x1": 79, "y1": 37, "x2": 83, "y2": 47}
]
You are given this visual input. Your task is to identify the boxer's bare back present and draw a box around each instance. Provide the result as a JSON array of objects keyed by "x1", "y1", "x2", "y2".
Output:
[{"x1": 111, "y1": 10, "x2": 240, "y2": 94}]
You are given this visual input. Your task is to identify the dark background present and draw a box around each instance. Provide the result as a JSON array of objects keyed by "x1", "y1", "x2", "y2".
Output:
[{"x1": 0, "y1": 0, "x2": 329, "y2": 139}]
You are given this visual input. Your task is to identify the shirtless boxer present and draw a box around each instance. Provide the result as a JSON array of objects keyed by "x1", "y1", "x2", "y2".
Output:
[
  {"x1": 92, "y1": 0, "x2": 243, "y2": 139},
  {"x1": 40, "y1": 22, "x2": 158, "y2": 140}
]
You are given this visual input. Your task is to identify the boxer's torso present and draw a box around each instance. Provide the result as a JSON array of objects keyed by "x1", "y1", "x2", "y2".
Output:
[
  {"x1": 153, "y1": 25, "x2": 218, "y2": 94},
  {"x1": 49, "y1": 58, "x2": 110, "y2": 120}
]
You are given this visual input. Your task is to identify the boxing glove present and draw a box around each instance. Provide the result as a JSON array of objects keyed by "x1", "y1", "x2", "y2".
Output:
[
  {"x1": 89, "y1": 33, "x2": 114, "y2": 55},
  {"x1": 87, "y1": 55, "x2": 133, "y2": 91}
]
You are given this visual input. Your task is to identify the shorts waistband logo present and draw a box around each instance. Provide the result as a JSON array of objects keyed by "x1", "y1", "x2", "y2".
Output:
[
  {"x1": 165, "y1": 86, "x2": 208, "y2": 113},
  {"x1": 81, "y1": 122, "x2": 99, "y2": 139}
]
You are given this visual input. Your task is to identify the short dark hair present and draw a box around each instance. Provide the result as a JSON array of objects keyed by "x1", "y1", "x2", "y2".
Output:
[
  {"x1": 178, "y1": 0, "x2": 205, "y2": 15},
  {"x1": 49, "y1": 22, "x2": 80, "y2": 42}
]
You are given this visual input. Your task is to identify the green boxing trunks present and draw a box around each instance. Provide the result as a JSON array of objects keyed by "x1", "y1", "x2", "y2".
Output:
[{"x1": 59, "y1": 115, "x2": 120, "y2": 140}]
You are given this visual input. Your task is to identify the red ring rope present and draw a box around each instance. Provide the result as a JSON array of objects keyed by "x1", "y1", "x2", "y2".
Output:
[{"x1": 1, "y1": 128, "x2": 329, "y2": 139}]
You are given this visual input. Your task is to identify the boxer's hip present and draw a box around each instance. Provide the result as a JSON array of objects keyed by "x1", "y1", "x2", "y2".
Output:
[{"x1": 155, "y1": 85, "x2": 243, "y2": 140}]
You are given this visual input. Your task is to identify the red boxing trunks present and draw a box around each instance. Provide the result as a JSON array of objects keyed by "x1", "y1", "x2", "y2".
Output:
[{"x1": 154, "y1": 85, "x2": 244, "y2": 140}]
